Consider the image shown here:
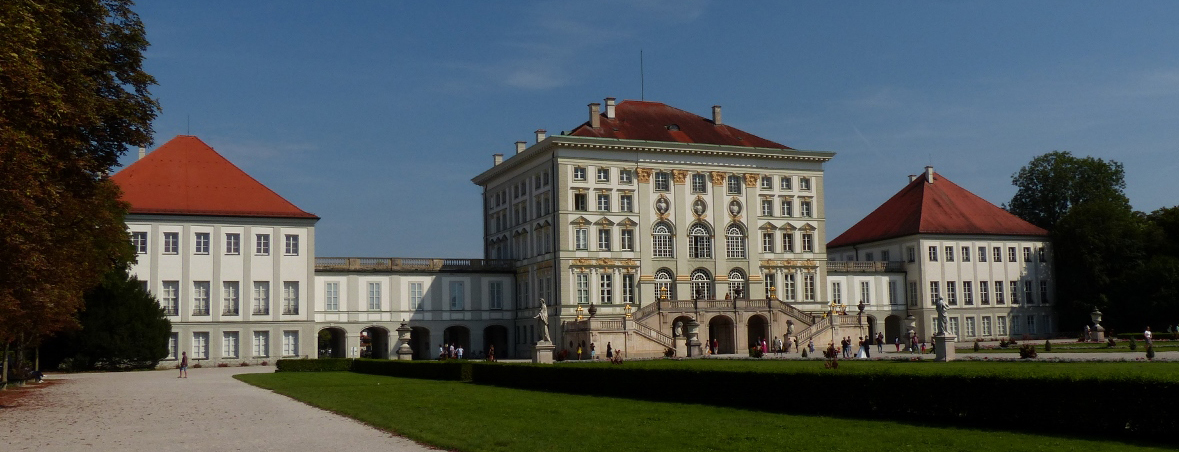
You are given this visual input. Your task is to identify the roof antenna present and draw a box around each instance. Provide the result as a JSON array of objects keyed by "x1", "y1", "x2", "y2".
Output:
[{"x1": 640, "y1": 49, "x2": 645, "y2": 101}]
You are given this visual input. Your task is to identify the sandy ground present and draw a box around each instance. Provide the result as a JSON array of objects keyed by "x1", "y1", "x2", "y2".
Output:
[{"x1": 3, "y1": 365, "x2": 435, "y2": 452}]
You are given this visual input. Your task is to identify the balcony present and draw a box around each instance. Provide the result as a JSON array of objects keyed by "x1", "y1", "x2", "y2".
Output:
[
  {"x1": 826, "y1": 261, "x2": 905, "y2": 273},
  {"x1": 316, "y1": 257, "x2": 516, "y2": 273}
]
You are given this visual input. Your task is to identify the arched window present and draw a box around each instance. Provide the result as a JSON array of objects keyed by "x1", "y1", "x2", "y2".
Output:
[
  {"x1": 652, "y1": 222, "x2": 674, "y2": 258},
  {"x1": 654, "y1": 269, "x2": 675, "y2": 300},
  {"x1": 691, "y1": 269, "x2": 712, "y2": 300},
  {"x1": 726, "y1": 224, "x2": 746, "y2": 259},
  {"x1": 688, "y1": 223, "x2": 712, "y2": 259},
  {"x1": 728, "y1": 268, "x2": 746, "y2": 300}
]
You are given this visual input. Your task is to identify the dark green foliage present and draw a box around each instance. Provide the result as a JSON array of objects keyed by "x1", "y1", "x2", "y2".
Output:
[
  {"x1": 351, "y1": 359, "x2": 473, "y2": 381},
  {"x1": 1018, "y1": 344, "x2": 1037, "y2": 358},
  {"x1": 1130, "y1": 338, "x2": 1138, "y2": 351},
  {"x1": 973, "y1": 341, "x2": 981, "y2": 352},
  {"x1": 1147, "y1": 346, "x2": 1156, "y2": 360},
  {"x1": 1007, "y1": 151, "x2": 1130, "y2": 231},
  {"x1": 276, "y1": 358, "x2": 354, "y2": 372},
  {"x1": 1044, "y1": 340, "x2": 1052, "y2": 352},
  {"x1": 41, "y1": 267, "x2": 171, "y2": 370}
]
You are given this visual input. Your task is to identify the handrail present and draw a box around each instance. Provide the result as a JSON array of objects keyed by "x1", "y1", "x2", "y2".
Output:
[
  {"x1": 827, "y1": 261, "x2": 905, "y2": 273},
  {"x1": 772, "y1": 300, "x2": 816, "y2": 324},
  {"x1": 315, "y1": 257, "x2": 516, "y2": 273},
  {"x1": 633, "y1": 322, "x2": 674, "y2": 349}
]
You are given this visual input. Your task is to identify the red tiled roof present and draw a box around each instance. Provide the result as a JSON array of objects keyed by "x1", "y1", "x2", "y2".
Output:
[
  {"x1": 568, "y1": 100, "x2": 792, "y2": 149},
  {"x1": 827, "y1": 171, "x2": 1047, "y2": 248},
  {"x1": 111, "y1": 135, "x2": 318, "y2": 219}
]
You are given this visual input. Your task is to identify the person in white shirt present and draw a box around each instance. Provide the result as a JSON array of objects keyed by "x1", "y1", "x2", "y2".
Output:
[
  {"x1": 1144, "y1": 326, "x2": 1153, "y2": 346},
  {"x1": 457, "y1": 346, "x2": 464, "y2": 359}
]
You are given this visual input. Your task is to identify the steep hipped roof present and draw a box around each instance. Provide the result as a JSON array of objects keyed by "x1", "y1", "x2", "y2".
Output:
[
  {"x1": 827, "y1": 170, "x2": 1046, "y2": 248},
  {"x1": 111, "y1": 135, "x2": 318, "y2": 219},
  {"x1": 568, "y1": 100, "x2": 792, "y2": 149}
]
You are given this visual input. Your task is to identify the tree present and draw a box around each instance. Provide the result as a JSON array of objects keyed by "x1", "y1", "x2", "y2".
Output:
[
  {"x1": 1007, "y1": 151, "x2": 1129, "y2": 230},
  {"x1": 42, "y1": 266, "x2": 172, "y2": 370},
  {"x1": 0, "y1": 0, "x2": 158, "y2": 382},
  {"x1": 1050, "y1": 201, "x2": 1148, "y2": 329}
]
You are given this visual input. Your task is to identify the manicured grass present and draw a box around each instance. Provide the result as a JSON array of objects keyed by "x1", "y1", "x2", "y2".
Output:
[
  {"x1": 967, "y1": 343, "x2": 1179, "y2": 354},
  {"x1": 238, "y1": 371, "x2": 1169, "y2": 451}
]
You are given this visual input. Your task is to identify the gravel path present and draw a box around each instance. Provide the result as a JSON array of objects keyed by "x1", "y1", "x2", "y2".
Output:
[{"x1": 3, "y1": 366, "x2": 434, "y2": 452}]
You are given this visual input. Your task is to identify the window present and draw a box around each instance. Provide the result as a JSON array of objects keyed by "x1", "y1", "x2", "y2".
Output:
[
  {"x1": 993, "y1": 247, "x2": 1002, "y2": 262},
  {"x1": 598, "y1": 229, "x2": 611, "y2": 250},
  {"x1": 575, "y1": 227, "x2": 588, "y2": 250},
  {"x1": 223, "y1": 332, "x2": 239, "y2": 358},
  {"x1": 689, "y1": 224, "x2": 712, "y2": 259},
  {"x1": 132, "y1": 231, "x2": 148, "y2": 254},
  {"x1": 907, "y1": 246, "x2": 916, "y2": 263},
  {"x1": 781, "y1": 198, "x2": 793, "y2": 217},
  {"x1": 620, "y1": 194, "x2": 633, "y2": 212},
  {"x1": 600, "y1": 273, "x2": 613, "y2": 304},
  {"x1": 225, "y1": 233, "x2": 240, "y2": 255},
  {"x1": 691, "y1": 270, "x2": 712, "y2": 299},
  {"x1": 908, "y1": 281, "x2": 918, "y2": 307},
  {"x1": 285, "y1": 234, "x2": 299, "y2": 255},
  {"x1": 726, "y1": 225, "x2": 746, "y2": 259},
  {"x1": 1038, "y1": 247, "x2": 1047, "y2": 262},
  {"x1": 860, "y1": 281, "x2": 871, "y2": 304},
  {"x1": 168, "y1": 333, "x2": 179, "y2": 360},
  {"x1": 803, "y1": 273, "x2": 815, "y2": 301},
  {"x1": 961, "y1": 246, "x2": 970, "y2": 262},
  {"x1": 865, "y1": 252, "x2": 874, "y2": 261},
  {"x1": 622, "y1": 274, "x2": 635, "y2": 304},
  {"x1": 963, "y1": 281, "x2": 973, "y2": 305},
  {"x1": 654, "y1": 172, "x2": 670, "y2": 191},
  {"x1": 888, "y1": 281, "x2": 898, "y2": 305},
  {"x1": 192, "y1": 332, "x2": 209, "y2": 359},
  {"x1": 573, "y1": 167, "x2": 587, "y2": 181},
  {"x1": 192, "y1": 281, "x2": 210, "y2": 315},
  {"x1": 256, "y1": 234, "x2": 270, "y2": 255},
  {"x1": 223, "y1": 281, "x2": 240, "y2": 315},
  {"x1": 619, "y1": 170, "x2": 633, "y2": 184},
  {"x1": 945, "y1": 246, "x2": 954, "y2": 262},
  {"x1": 996, "y1": 316, "x2": 1008, "y2": 336},
  {"x1": 725, "y1": 269, "x2": 746, "y2": 299},
  {"x1": 1010, "y1": 281, "x2": 1020, "y2": 304},
  {"x1": 946, "y1": 281, "x2": 957, "y2": 305},
  {"x1": 194, "y1": 232, "x2": 210, "y2": 254},
  {"x1": 949, "y1": 317, "x2": 960, "y2": 337},
  {"x1": 882, "y1": 250, "x2": 891, "y2": 262},
  {"x1": 782, "y1": 233, "x2": 794, "y2": 253},
  {"x1": 1011, "y1": 315, "x2": 1021, "y2": 334},
  {"x1": 1023, "y1": 247, "x2": 1032, "y2": 262},
  {"x1": 801, "y1": 233, "x2": 813, "y2": 252},
  {"x1": 1024, "y1": 281, "x2": 1034, "y2": 305},
  {"x1": 283, "y1": 331, "x2": 299, "y2": 356},
  {"x1": 253, "y1": 331, "x2": 270, "y2": 357},
  {"x1": 597, "y1": 193, "x2": 610, "y2": 211},
  {"x1": 980, "y1": 281, "x2": 990, "y2": 305},
  {"x1": 161, "y1": 281, "x2": 179, "y2": 316},
  {"x1": 1040, "y1": 281, "x2": 1049, "y2": 304},
  {"x1": 163, "y1": 232, "x2": 179, "y2": 254},
  {"x1": 781, "y1": 176, "x2": 793, "y2": 190},
  {"x1": 488, "y1": 281, "x2": 503, "y2": 309},
  {"x1": 762, "y1": 232, "x2": 774, "y2": 253},
  {"x1": 1008, "y1": 247, "x2": 1017, "y2": 262},
  {"x1": 367, "y1": 282, "x2": 382, "y2": 310},
  {"x1": 800, "y1": 200, "x2": 813, "y2": 218},
  {"x1": 407, "y1": 281, "x2": 424, "y2": 310},
  {"x1": 761, "y1": 199, "x2": 773, "y2": 216},
  {"x1": 760, "y1": 176, "x2": 773, "y2": 190},
  {"x1": 799, "y1": 177, "x2": 811, "y2": 190},
  {"x1": 928, "y1": 246, "x2": 938, "y2": 262},
  {"x1": 783, "y1": 273, "x2": 796, "y2": 301},
  {"x1": 597, "y1": 168, "x2": 610, "y2": 182},
  {"x1": 282, "y1": 282, "x2": 299, "y2": 315},
  {"x1": 253, "y1": 281, "x2": 270, "y2": 315},
  {"x1": 1027, "y1": 316, "x2": 1036, "y2": 334},
  {"x1": 449, "y1": 281, "x2": 465, "y2": 310},
  {"x1": 929, "y1": 281, "x2": 940, "y2": 306},
  {"x1": 965, "y1": 317, "x2": 976, "y2": 337},
  {"x1": 994, "y1": 281, "x2": 1005, "y2": 305},
  {"x1": 726, "y1": 175, "x2": 743, "y2": 194},
  {"x1": 765, "y1": 274, "x2": 776, "y2": 299},
  {"x1": 691, "y1": 174, "x2": 707, "y2": 193},
  {"x1": 325, "y1": 282, "x2": 339, "y2": 311},
  {"x1": 576, "y1": 273, "x2": 589, "y2": 303},
  {"x1": 655, "y1": 269, "x2": 674, "y2": 300},
  {"x1": 620, "y1": 229, "x2": 634, "y2": 251},
  {"x1": 574, "y1": 193, "x2": 587, "y2": 211},
  {"x1": 982, "y1": 316, "x2": 993, "y2": 336},
  {"x1": 978, "y1": 246, "x2": 988, "y2": 262},
  {"x1": 652, "y1": 223, "x2": 673, "y2": 258}
]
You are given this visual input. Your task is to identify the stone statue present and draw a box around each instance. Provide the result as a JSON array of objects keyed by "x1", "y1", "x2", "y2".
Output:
[
  {"x1": 935, "y1": 296, "x2": 949, "y2": 335},
  {"x1": 534, "y1": 298, "x2": 551, "y2": 343},
  {"x1": 673, "y1": 321, "x2": 683, "y2": 337},
  {"x1": 786, "y1": 320, "x2": 795, "y2": 336}
]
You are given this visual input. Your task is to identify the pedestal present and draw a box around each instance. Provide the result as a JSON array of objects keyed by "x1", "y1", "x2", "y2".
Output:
[
  {"x1": 1090, "y1": 325, "x2": 1106, "y2": 342},
  {"x1": 686, "y1": 339, "x2": 703, "y2": 357},
  {"x1": 395, "y1": 322, "x2": 414, "y2": 360},
  {"x1": 532, "y1": 341, "x2": 555, "y2": 364},
  {"x1": 934, "y1": 334, "x2": 956, "y2": 362},
  {"x1": 684, "y1": 320, "x2": 703, "y2": 357},
  {"x1": 674, "y1": 337, "x2": 687, "y2": 357}
]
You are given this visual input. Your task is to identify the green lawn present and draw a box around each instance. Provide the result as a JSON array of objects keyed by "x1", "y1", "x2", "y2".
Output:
[
  {"x1": 237, "y1": 371, "x2": 1170, "y2": 451},
  {"x1": 965, "y1": 342, "x2": 1179, "y2": 354}
]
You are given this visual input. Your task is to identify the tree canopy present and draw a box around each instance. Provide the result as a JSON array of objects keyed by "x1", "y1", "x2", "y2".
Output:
[
  {"x1": 1007, "y1": 151, "x2": 1129, "y2": 231},
  {"x1": 0, "y1": 0, "x2": 158, "y2": 365}
]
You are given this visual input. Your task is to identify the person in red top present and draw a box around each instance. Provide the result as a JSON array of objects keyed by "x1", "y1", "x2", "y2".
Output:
[{"x1": 178, "y1": 351, "x2": 188, "y2": 378}]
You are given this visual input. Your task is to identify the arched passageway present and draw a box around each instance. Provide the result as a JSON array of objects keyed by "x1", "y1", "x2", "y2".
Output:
[
  {"x1": 443, "y1": 325, "x2": 471, "y2": 356},
  {"x1": 410, "y1": 327, "x2": 431, "y2": 360},
  {"x1": 708, "y1": 315, "x2": 735, "y2": 354},
  {"x1": 318, "y1": 327, "x2": 346, "y2": 358},
  {"x1": 483, "y1": 325, "x2": 509, "y2": 359},
  {"x1": 746, "y1": 315, "x2": 769, "y2": 350},
  {"x1": 361, "y1": 327, "x2": 390, "y2": 359},
  {"x1": 885, "y1": 315, "x2": 902, "y2": 345}
]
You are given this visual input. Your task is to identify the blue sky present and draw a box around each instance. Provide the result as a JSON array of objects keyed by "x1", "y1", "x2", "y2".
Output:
[{"x1": 122, "y1": 1, "x2": 1179, "y2": 258}]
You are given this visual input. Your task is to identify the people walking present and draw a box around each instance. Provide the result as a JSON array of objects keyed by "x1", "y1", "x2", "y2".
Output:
[
  {"x1": 606, "y1": 342, "x2": 614, "y2": 360},
  {"x1": 178, "y1": 351, "x2": 188, "y2": 378}
]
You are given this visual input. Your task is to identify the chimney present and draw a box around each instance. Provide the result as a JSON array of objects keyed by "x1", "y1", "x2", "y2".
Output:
[
  {"x1": 535, "y1": 129, "x2": 546, "y2": 143},
  {"x1": 138, "y1": 146, "x2": 146, "y2": 160},
  {"x1": 515, "y1": 141, "x2": 527, "y2": 154},
  {"x1": 589, "y1": 103, "x2": 601, "y2": 128},
  {"x1": 493, "y1": 153, "x2": 503, "y2": 166},
  {"x1": 925, "y1": 166, "x2": 935, "y2": 183},
  {"x1": 712, "y1": 105, "x2": 722, "y2": 125},
  {"x1": 605, "y1": 97, "x2": 616, "y2": 119},
  {"x1": 908, "y1": 175, "x2": 917, "y2": 182}
]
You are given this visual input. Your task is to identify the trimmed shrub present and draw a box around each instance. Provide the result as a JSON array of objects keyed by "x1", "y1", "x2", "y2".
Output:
[
  {"x1": 276, "y1": 358, "x2": 353, "y2": 372},
  {"x1": 352, "y1": 359, "x2": 472, "y2": 381},
  {"x1": 1019, "y1": 344, "x2": 1037, "y2": 359},
  {"x1": 1107, "y1": 338, "x2": 1117, "y2": 348},
  {"x1": 973, "y1": 341, "x2": 980, "y2": 352},
  {"x1": 1044, "y1": 340, "x2": 1052, "y2": 352},
  {"x1": 1130, "y1": 338, "x2": 1138, "y2": 351},
  {"x1": 1147, "y1": 346, "x2": 1156, "y2": 360}
]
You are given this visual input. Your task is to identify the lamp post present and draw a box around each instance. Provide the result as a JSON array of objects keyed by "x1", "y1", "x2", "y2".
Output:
[{"x1": 624, "y1": 303, "x2": 633, "y2": 358}]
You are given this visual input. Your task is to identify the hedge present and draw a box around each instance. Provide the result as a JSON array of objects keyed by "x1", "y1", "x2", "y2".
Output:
[
  {"x1": 275, "y1": 358, "x2": 354, "y2": 372},
  {"x1": 352, "y1": 359, "x2": 473, "y2": 381}
]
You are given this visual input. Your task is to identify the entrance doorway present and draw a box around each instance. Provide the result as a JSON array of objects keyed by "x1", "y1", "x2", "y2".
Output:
[
  {"x1": 746, "y1": 315, "x2": 769, "y2": 350},
  {"x1": 483, "y1": 325, "x2": 509, "y2": 359},
  {"x1": 360, "y1": 327, "x2": 389, "y2": 359},
  {"x1": 318, "y1": 327, "x2": 346, "y2": 358},
  {"x1": 443, "y1": 325, "x2": 471, "y2": 356},
  {"x1": 708, "y1": 315, "x2": 735, "y2": 354},
  {"x1": 410, "y1": 327, "x2": 430, "y2": 360}
]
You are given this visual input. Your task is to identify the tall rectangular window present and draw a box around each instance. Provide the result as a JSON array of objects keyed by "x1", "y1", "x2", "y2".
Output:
[
  {"x1": 761, "y1": 199, "x2": 773, "y2": 216},
  {"x1": 963, "y1": 281, "x2": 973, "y2": 305},
  {"x1": 161, "y1": 281, "x2": 179, "y2": 316},
  {"x1": 962, "y1": 246, "x2": 971, "y2": 262},
  {"x1": 194, "y1": 232, "x2": 210, "y2": 254},
  {"x1": 929, "y1": 281, "x2": 940, "y2": 306},
  {"x1": 622, "y1": 274, "x2": 635, "y2": 304},
  {"x1": 1008, "y1": 247, "x2": 1017, "y2": 262},
  {"x1": 691, "y1": 174, "x2": 707, "y2": 193},
  {"x1": 782, "y1": 233, "x2": 794, "y2": 253},
  {"x1": 488, "y1": 281, "x2": 503, "y2": 310},
  {"x1": 908, "y1": 246, "x2": 916, "y2": 263},
  {"x1": 908, "y1": 281, "x2": 918, "y2": 307},
  {"x1": 599, "y1": 274, "x2": 613, "y2": 304},
  {"x1": 799, "y1": 177, "x2": 811, "y2": 190},
  {"x1": 620, "y1": 229, "x2": 634, "y2": 251},
  {"x1": 760, "y1": 176, "x2": 773, "y2": 190},
  {"x1": 1011, "y1": 315, "x2": 1021, "y2": 335},
  {"x1": 163, "y1": 232, "x2": 179, "y2": 254},
  {"x1": 598, "y1": 229, "x2": 611, "y2": 251},
  {"x1": 831, "y1": 282, "x2": 842, "y2": 304},
  {"x1": 727, "y1": 175, "x2": 742, "y2": 194},
  {"x1": 888, "y1": 280, "x2": 898, "y2": 305},
  {"x1": 803, "y1": 274, "x2": 815, "y2": 301},
  {"x1": 949, "y1": 317, "x2": 960, "y2": 337},
  {"x1": 1023, "y1": 247, "x2": 1032, "y2": 262},
  {"x1": 965, "y1": 317, "x2": 976, "y2": 337},
  {"x1": 982, "y1": 316, "x2": 993, "y2": 336},
  {"x1": 978, "y1": 246, "x2": 988, "y2": 262},
  {"x1": 367, "y1": 282, "x2": 381, "y2": 310},
  {"x1": 225, "y1": 233, "x2": 240, "y2": 254},
  {"x1": 783, "y1": 274, "x2": 796, "y2": 301},
  {"x1": 928, "y1": 246, "x2": 938, "y2": 262},
  {"x1": 997, "y1": 316, "x2": 1008, "y2": 336},
  {"x1": 1027, "y1": 316, "x2": 1037, "y2": 334},
  {"x1": 800, "y1": 200, "x2": 813, "y2": 218},
  {"x1": 576, "y1": 273, "x2": 589, "y2": 304},
  {"x1": 1040, "y1": 281, "x2": 1049, "y2": 304},
  {"x1": 979, "y1": 281, "x2": 990, "y2": 304},
  {"x1": 256, "y1": 234, "x2": 270, "y2": 255},
  {"x1": 994, "y1": 281, "x2": 1005, "y2": 305},
  {"x1": 574, "y1": 193, "x2": 587, "y2": 211},
  {"x1": 223, "y1": 281, "x2": 240, "y2": 315},
  {"x1": 1038, "y1": 247, "x2": 1047, "y2": 262},
  {"x1": 597, "y1": 193, "x2": 610, "y2": 211},
  {"x1": 131, "y1": 231, "x2": 148, "y2": 254},
  {"x1": 283, "y1": 331, "x2": 299, "y2": 356},
  {"x1": 1024, "y1": 281, "x2": 1034, "y2": 305},
  {"x1": 574, "y1": 228, "x2": 588, "y2": 250},
  {"x1": 620, "y1": 194, "x2": 633, "y2": 212},
  {"x1": 802, "y1": 233, "x2": 813, "y2": 252},
  {"x1": 325, "y1": 282, "x2": 340, "y2": 311},
  {"x1": 882, "y1": 250, "x2": 891, "y2": 262},
  {"x1": 860, "y1": 281, "x2": 871, "y2": 304},
  {"x1": 762, "y1": 233, "x2": 774, "y2": 253},
  {"x1": 944, "y1": 246, "x2": 954, "y2": 262},
  {"x1": 1010, "y1": 281, "x2": 1020, "y2": 304},
  {"x1": 781, "y1": 198, "x2": 793, "y2": 217},
  {"x1": 223, "y1": 331, "x2": 239, "y2": 358},
  {"x1": 192, "y1": 281, "x2": 210, "y2": 315},
  {"x1": 654, "y1": 172, "x2": 670, "y2": 191},
  {"x1": 168, "y1": 333, "x2": 178, "y2": 360},
  {"x1": 282, "y1": 282, "x2": 299, "y2": 315},
  {"x1": 449, "y1": 281, "x2": 465, "y2": 310},
  {"x1": 192, "y1": 332, "x2": 209, "y2": 359},
  {"x1": 285, "y1": 234, "x2": 299, "y2": 255},
  {"x1": 253, "y1": 331, "x2": 269, "y2": 357},
  {"x1": 253, "y1": 281, "x2": 270, "y2": 315},
  {"x1": 946, "y1": 281, "x2": 957, "y2": 305},
  {"x1": 993, "y1": 247, "x2": 1002, "y2": 262},
  {"x1": 780, "y1": 176, "x2": 792, "y2": 190}
]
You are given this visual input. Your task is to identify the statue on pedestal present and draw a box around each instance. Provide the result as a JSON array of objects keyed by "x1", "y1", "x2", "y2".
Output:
[
  {"x1": 534, "y1": 298, "x2": 551, "y2": 343},
  {"x1": 935, "y1": 296, "x2": 949, "y2": 336},
  {"x1": 673, "y1": 321, "x2": 683, "y2": 337}
]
